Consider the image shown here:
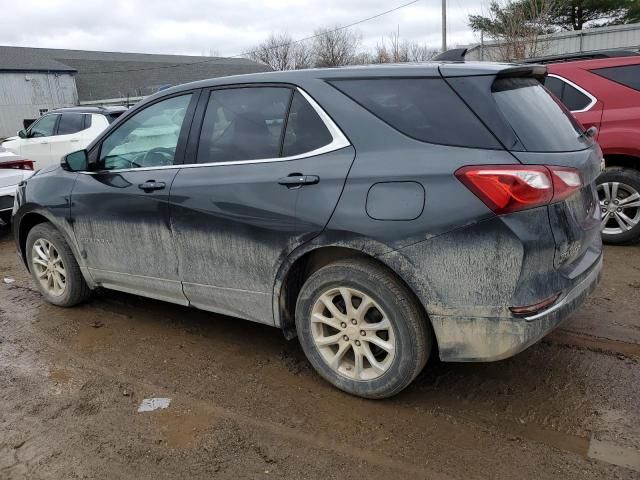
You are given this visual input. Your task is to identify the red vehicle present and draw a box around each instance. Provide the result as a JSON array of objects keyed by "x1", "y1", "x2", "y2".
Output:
[{"x1": 532, "y1": 50, "x2": 640, "y2": 244}]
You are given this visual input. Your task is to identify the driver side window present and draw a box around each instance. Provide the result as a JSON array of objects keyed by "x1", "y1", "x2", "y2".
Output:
[
  {"x1": 29, "y1": 115, "x2": 58, "y2": 138},
  {"x1": 99, "y1": 94, "x2": 192, "y2": 170}
]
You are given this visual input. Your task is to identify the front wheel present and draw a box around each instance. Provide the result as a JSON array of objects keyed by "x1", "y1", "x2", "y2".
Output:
[
  {"x1": 26, "y1": 223, "x2": 92, "y2": 307},
  {"x1": 295, "y1": 258, "x2": 432, "y2": 399},
  {"x1": 597, "y1": 167, "x2": 640, "y2": 245}
]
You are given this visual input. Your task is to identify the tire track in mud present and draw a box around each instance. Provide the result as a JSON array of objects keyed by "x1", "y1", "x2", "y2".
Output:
[
  {"x1": 2, "y1": 313, "x2": 451, "y2": 479},
  {"x1": 4, "y1": 299, "x2": 640, "y2": 477},
  {"x1": 2, "y1": 275, "x2": 640, "y2": 476}
]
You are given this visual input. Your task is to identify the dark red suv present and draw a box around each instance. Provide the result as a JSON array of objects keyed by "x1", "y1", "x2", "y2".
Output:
[{"x1": 534, "y1": 51, "x2": 640, "y2": 244}]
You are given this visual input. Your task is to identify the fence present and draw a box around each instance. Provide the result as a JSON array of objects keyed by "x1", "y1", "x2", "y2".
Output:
[{"x1": 464, "y1": 22, "x2": 640, "y2": 61}]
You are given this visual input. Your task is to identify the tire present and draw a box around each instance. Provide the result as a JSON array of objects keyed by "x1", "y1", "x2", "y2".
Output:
[
  {"x1": 597, "y1": 167, "x2": 640, "y2": 245},
  {"x1": 295, "y1": 257, "x2": 431, "y2": 399},
  {"x1": 26, "y1": 222, "x2": 92, "y2": 307}
]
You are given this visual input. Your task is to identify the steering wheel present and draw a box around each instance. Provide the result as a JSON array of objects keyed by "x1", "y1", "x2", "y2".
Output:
[{"x1": 140, "y1": 147, "x2": 175, "y2": 167}]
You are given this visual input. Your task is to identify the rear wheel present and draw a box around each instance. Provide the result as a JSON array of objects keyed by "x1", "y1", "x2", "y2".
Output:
[
  {"x1": 295, "y1": 258, "x2": 431, "y2": 399},
  {"x1": 26, "y1": 223, "x2": 92, "y2": 306},
  {"x1": 597, "y1": 167, "x2": 640, "y2": 245}
]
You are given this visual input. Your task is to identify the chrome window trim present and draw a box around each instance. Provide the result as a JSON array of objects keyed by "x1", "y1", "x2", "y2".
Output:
[
  {"x1": 81, "y1": 87, "x2": 350, "y2": 175},
  {"x1": 547, "y1": 74, "x2": 598, "y2": 113}
]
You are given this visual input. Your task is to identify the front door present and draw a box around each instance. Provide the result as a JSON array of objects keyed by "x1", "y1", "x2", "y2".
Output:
[
  {"x1": 170, "y1": 86, "x2": 354, "y2": 324},
  {"x1": 20, "y1": 114, "x2": 58, "y2": 169},
  {"x1": 71, "y1": 93, "x2": 197, "y2": 304}
]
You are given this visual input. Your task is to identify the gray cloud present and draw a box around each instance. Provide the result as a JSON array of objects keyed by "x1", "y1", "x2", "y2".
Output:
[{"x1": 0, "y1": 0, "x2": 484, "y2": 56}]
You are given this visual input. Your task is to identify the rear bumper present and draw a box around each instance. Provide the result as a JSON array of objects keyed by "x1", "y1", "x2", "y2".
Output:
[{"x1": 432, "y1": 254, "x2": 602, "y2": 362}]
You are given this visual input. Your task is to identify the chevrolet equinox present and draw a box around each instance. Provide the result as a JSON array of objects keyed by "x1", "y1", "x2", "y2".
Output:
[{"x1": 12, "y1": 62, "x2": 603, "y2": 398}]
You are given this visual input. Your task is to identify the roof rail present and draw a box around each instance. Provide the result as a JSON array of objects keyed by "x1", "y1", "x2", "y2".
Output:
[
  {"x1": 432, "y1": 48, "x2": 468, "y2": 62},
  {"x1": 521, "y1": 49, "x2": 640, "y2": 65}
]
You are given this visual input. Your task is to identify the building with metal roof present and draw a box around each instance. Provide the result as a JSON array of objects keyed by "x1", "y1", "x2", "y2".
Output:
[{"x1": 0, "y1": 46, "x2": 271, "y2": 138}]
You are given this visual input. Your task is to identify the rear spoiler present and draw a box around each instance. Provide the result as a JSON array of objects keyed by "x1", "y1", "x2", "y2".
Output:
[
  {"x1": 432, "y1": 48, "x2": 468, "y2": 62},
  {"x1": 496, "y1": 65, "x2": 547, "y2": 80}
]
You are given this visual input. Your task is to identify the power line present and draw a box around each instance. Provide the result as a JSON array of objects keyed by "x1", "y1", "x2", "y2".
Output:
[{"x1": 81, "y1": 0, "x2": 422, "y2": 75}]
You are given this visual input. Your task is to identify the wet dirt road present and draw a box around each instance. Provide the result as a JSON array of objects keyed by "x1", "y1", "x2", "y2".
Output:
[{"x1": 1, "y1": 228, "x2": 639, "y2": 479}]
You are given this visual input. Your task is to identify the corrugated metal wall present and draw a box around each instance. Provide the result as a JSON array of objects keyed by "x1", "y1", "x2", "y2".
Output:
[
  {"x1": 465, "y1": 22, "x2": 640, "y2": 61},
  {"x1": 0, "y1": 72, "x2": 77, "y2": 138}
]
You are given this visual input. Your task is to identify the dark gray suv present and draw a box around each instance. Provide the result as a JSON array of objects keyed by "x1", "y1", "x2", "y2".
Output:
[{"x1": 12, "y1": 62, "x2": 603, "y2": 398}]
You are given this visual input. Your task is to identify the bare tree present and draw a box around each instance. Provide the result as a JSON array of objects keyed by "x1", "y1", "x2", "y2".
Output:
[
  {"x1": 407, "y1": 42, "x2": 438, "y2": 62},
  {"x1": 372, "y1": 32, "x2": 437, "y2": 64},
  {"x1": 246, "y1": 32, "x2": 312, "y2": 71},
  {"x1": 311, "y1": 26, "x2": 361, "y2": 67},
  {"x1": 469, "y1": 0, "x2": 555, "y2": 61}
]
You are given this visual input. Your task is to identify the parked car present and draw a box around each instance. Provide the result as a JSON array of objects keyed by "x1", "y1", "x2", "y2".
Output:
[
  {"x1": 2, "y1": 106, "x2": 127, "y2": 171},
  {"x1": 526, "y1": 50, "x2": 640, "y2": 244},
  {"x1": 0, "y1": 146, "x2": 34, "y2": 225},
  {"x1": 12, "y1": 63, "x2": 602, "y2": 398}
]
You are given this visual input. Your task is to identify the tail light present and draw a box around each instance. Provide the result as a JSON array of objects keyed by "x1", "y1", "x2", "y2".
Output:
[
  {"x1": 0, "y1": 159, "x2": 34, "y2": 170},
  {"x1": 455, "y1": 164, "x2": 582, "y2": 214}
]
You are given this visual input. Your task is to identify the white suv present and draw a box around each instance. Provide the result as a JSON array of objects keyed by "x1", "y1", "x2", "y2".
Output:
[{"x1": 2, "y1": 107, "x2": 126, "y2": 170}]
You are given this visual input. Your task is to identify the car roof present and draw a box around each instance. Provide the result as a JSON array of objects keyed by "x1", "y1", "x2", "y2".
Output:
[
  {"x1": 522, "y1": 49, "x2": 640, "y2": 65},
  {"x1": 150, "y1": 61, "x2": 529, "y2": 97},
  {"x1": 47, "y1": 106, "x2": 128, "y2": 115}
]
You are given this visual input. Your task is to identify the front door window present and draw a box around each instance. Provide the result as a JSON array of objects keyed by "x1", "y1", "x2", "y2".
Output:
[
  {"x1": 99, "y1": 94, "x2": 192, "y2": 170},
  {"x1": 29, "y1": 115, "x2": 58, "y2": 138}
]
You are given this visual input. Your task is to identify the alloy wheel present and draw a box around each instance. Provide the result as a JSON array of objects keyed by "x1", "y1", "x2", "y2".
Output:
[
  {"x1": 598, "y1": 181, "x2": 640, "y2": 235},
  {"x1": 31, "y1": 238, "x2": 66, "y2": 297},
  {"x1": 310, "y1": 287, "x2": 396, "y2": 381}
]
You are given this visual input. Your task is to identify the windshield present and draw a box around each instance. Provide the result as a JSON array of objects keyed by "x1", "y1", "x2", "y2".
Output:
[{"x1": 492, "y1": 77, "x2": 590, "y2": 152}]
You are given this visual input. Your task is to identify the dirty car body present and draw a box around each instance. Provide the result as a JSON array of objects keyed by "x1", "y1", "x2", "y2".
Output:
[{"x1": 13, "y1": 62, "x2": 602, "y2": 397}]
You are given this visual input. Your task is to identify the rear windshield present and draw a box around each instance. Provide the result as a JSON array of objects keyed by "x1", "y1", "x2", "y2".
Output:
[
  {"x1": 330, "y1": 78, "x2": 501, "y2": 149},
  {"x1": 591, "y1": 65, "x2": 640, "y2": 92},
  {"x1": 492, "y1": 77, "x2": 589, "y2": 152}
]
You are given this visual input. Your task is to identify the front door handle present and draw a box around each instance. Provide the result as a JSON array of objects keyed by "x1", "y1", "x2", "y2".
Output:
[
  {"x1": 278, "y1": 174, "x2": 320, "y2": 187},
  {"x1": 138, "y1": 180, "x2": 166, "y2": 192}
]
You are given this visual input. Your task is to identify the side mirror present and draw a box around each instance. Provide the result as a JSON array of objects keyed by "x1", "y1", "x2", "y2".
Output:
[
  {"x1": 18, "y1": 129, "x2": 27, "y2": 139},
  {"x1": 585, "y1": 126, "x2": 598, "y2": 138},
  {"x1": 62, "y1": 150, "x2": 89, "y2": 172}
]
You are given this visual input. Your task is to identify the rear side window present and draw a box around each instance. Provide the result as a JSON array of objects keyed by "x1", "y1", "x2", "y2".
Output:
[
  {"x1": 282, "y1": 92, "x2": 333, "y2": 157},
  {"x1": 330, "y1": 78, "x2": 500, "y2": 149},
  {"x1": 492, "y1": 77, "x2": 589, "y2": 152},
  {"x1": 591, "y1": 65, "x2": 640, "y2": 92},
  {"x1": 57, "y1": 113, "x2": 86, "y2": 135},
  {"x1": 198, "y1": 87, "x2": 291, "y2": 163},
  {"x1": 543, "y1": 76, "x2": 592, "y2": 111}
]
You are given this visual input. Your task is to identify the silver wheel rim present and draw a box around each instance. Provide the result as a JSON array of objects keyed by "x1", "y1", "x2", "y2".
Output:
[
  {"x1": 31, "y1": 238, "x2": 66, "y2": 297},
  {"x1": 310, "y1": 287, "x2": 396, "y2": 381},
  {"x1": 598, "y1": 182, "x2": 640, "y2": 235}
]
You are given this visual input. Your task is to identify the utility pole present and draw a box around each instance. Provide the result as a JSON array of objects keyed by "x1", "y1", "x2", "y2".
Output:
[{"x1": 441, "y1": 0, "x2": 447, "y2": 52}]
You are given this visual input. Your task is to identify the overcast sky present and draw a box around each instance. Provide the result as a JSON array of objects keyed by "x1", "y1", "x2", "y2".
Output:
[{"x1": 0, "y1": 0, "x2": 485, "y2": 57}]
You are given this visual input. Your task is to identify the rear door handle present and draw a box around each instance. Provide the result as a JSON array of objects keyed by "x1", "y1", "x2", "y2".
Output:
[
  {"x1": 278, "y1": 174, "x2": 320, "y2": 187},
  {"x1": 138, "y1": 180, "x2": 166, "y2": 192}
]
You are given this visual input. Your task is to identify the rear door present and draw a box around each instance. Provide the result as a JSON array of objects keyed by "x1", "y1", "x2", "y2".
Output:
[
  {"x1": 169, "y1": 85, "x2": 353, "y2": 324},
  {"x1": 20, "y1": 114, "x2": 58, "y2": 169}
]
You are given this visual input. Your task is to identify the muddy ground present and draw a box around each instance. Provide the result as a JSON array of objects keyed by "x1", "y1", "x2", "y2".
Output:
[{"x1": 0, "y1": 228, "x2": 639, "y2": 480}]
